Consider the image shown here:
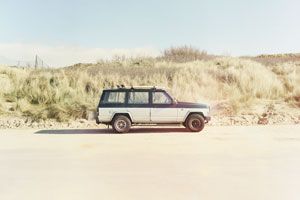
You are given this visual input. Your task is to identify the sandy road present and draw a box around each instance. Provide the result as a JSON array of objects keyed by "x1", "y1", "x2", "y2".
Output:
[{"x1": 0, "y1": 125, "x2": 300, "y2": 200}]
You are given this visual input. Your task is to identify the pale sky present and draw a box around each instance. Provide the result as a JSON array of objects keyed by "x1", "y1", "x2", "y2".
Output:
[{"x1": 0, "y1": 0, "x2": 299, "y2": 67}]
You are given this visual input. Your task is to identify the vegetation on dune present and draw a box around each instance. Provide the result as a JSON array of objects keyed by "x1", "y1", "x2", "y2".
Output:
[
  {"x1": 0, "y1": 47, "x2": 299, "y2": 121},
  {"x1": 159, "y1": 45, "x2": 214, "y2": 62},
  {"x1": 250, "y1": 53, "x2": 300, "y2": 66}
]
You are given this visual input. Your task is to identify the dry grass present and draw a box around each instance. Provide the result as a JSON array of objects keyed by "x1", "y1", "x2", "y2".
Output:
[{"x1": 0, "y1": 54, "x2": 299, "y2": 121}]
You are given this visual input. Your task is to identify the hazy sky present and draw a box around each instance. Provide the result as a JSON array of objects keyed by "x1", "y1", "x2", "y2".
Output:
[{"x1": 0, "y1": 0, "x2": 299, "y2": 66}]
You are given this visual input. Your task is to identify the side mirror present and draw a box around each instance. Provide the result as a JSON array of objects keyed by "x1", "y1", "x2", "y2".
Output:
[{"x1": 173, "y1": 99, "x2": 178, "y2": 104}]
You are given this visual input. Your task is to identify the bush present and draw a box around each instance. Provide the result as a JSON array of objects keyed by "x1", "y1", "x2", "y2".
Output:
[{"x1": 161, "y1": 46, "x2": 212, "y2": 62}]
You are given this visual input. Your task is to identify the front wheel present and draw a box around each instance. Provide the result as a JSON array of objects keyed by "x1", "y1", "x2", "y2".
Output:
[
  {"x1": 112, "y1": 115, "x2": 131, "y2": 133},
  {"x1": 186, "y1": 114, "x2": 205, "y2": 132}
]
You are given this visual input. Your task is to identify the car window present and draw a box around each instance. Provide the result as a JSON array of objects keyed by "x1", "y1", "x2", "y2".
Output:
[
  {"x1": 153, "y1": 92, "x2": 172, "y2": 104},
  {"x1": 102, "y1": 91, "x2": 125, "y2": 104},
  {"x1": 128, "y1": 92, "x2": 149, "y2": 104}
]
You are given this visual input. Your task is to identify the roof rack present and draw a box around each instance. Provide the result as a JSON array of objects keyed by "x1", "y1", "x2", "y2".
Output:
[
  {"x1": 130, "y1": 85, "x2": 157, "y2": 89},
  {"x1": 116, "y1": 84, "x2": 126, "y2": 89},
  {"x1": 115, "y1": 85, "x2": 159, "y2": 90}
]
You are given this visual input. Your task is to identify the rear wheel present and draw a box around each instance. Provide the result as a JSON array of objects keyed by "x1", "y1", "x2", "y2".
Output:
[
  {"x1": 112, "y1": 115, "x2": 131, "y2": 133},
  {"x1": 186, "y1": 114, "x2": 205, "y2": 132}
]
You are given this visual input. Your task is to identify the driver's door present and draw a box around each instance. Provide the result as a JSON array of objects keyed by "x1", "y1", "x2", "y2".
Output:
[{"x1": 150, "y1": 91, "x2": 178, "y2": 123}]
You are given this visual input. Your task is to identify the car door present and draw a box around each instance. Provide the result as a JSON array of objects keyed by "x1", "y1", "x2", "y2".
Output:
[
  {"x1": 126, "y1": 90, "x2": 151, "y2": 123},
  {"x1": 150, "y1": 91, "x2": 178, "y2": 123}
]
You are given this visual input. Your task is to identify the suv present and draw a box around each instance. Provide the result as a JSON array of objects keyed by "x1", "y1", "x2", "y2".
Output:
[{"x1": 96, "y1": 86, "x2": 211, "y2": 133}]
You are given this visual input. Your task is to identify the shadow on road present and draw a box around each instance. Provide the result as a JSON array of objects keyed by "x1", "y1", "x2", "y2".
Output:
[{"x1": 35, "y1": 127, "x2": 189, "y2": 134}]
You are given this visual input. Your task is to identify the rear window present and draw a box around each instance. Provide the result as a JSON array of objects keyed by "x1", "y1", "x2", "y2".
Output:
[{"x1": 102, "y1": 91, "x2": 126, "y2": 104}]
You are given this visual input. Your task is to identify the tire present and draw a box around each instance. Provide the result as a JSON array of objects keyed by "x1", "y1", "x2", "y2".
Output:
[
  {"x1": 186, "y1": 114, "x2": 205, "y2": 132},
  {"x1": 112, "y1": 115, "x2": 131, "y2": 133}
]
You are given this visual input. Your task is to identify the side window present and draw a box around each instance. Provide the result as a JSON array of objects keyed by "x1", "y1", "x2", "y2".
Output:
[
  {"x1": 153, "y1": 92, "x2": 172, "y2": 104},
  {"x1": 128, "y1": 92, "x2": 149, "y2": 104},
  {"x1": 102, "y1": 92, "x2": 125, "y2": 104}
]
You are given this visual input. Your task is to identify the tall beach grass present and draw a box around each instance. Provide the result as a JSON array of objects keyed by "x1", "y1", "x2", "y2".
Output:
[{"x1": 0, "y1": 50, "x2": 299, "y2": 121}]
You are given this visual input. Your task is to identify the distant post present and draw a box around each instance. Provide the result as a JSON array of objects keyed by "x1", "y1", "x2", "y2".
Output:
[{"x1": 34, "y1": 55, "x2": 38, "y2": 69}]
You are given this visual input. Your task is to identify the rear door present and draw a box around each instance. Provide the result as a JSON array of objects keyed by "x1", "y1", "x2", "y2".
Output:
[
  {"x1": 126, "y1": 91, "x2": 151, "y2": 123},
  {"x1": 98, "y1": 91, "x2": 127, "y2": 122},
  {"x1": 150, "y1": 91, "x2": 178, "y2": 123}
]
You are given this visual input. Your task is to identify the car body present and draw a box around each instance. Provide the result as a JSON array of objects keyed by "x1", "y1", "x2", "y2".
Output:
[{"x1": 96, "y1": 86, "x2": 211, "y2": 133}]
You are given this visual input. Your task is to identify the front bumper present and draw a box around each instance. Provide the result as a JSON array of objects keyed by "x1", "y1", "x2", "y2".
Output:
[{"x1": 205, "y1": 116, "x2": 211, "y2": 123}]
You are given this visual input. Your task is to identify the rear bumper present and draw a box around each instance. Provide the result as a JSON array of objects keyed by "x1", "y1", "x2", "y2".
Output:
[
  {"x1": 95, "y1": 116, "x2": 100, "y2": 124},
  {"x1": 205, "y1": 116, "x2": 211, "y2": 123}
]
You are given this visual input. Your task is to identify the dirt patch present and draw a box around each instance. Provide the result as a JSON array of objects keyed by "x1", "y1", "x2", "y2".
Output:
[{"x1": 80, "y1": 143, "x2": 95, "y2": 149}]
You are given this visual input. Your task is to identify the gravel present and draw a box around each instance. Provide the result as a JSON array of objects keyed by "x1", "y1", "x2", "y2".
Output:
[{"x1": 0, "y1": 113, "x2": 298, "y2": 129}]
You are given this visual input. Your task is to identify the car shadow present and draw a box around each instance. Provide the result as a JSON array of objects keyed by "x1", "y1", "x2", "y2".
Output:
[{"x1": 34, "y1": 127, "x2": 190, "y2": 135}]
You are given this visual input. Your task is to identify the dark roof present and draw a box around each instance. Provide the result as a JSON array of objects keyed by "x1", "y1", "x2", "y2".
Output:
[{"x1": 103, "y1": 86, "x2": 165, "y2": 92}]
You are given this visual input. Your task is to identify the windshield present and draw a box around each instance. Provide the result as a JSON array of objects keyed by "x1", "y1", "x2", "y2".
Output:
[{"x1": 165, "y1": 89, "x2": 178, "y2": 102}]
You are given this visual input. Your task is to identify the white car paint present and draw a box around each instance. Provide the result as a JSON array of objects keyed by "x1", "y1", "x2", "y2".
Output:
[
  {"x1": 98, "y1": 107, "x2": 210, "y2": 124},
  {"x1": 150, "y1": 108, "x2": 178, "y2": 123}
]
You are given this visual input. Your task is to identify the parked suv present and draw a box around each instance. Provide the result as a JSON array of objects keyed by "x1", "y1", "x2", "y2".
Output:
[{"x1": 96, "y1": 86, "x2": 211, "y2": 133}]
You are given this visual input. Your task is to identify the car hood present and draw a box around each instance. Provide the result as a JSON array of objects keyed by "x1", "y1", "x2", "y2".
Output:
[{"x1": 176, "y1": 101, "x2": 209, "y2": 108}]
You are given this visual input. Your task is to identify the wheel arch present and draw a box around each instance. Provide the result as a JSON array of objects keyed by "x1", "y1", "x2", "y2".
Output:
[
  {"x1": 184, "y1": 112, "x2": 204, "y2": 123},
  {"x1": 111, "y1": 113, "x2": 133, "y2": 123}
]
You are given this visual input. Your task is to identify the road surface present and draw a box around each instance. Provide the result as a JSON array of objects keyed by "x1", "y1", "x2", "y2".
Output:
[{"x1": 0, "y1": 125, "x2": 300, "y2": 200}]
